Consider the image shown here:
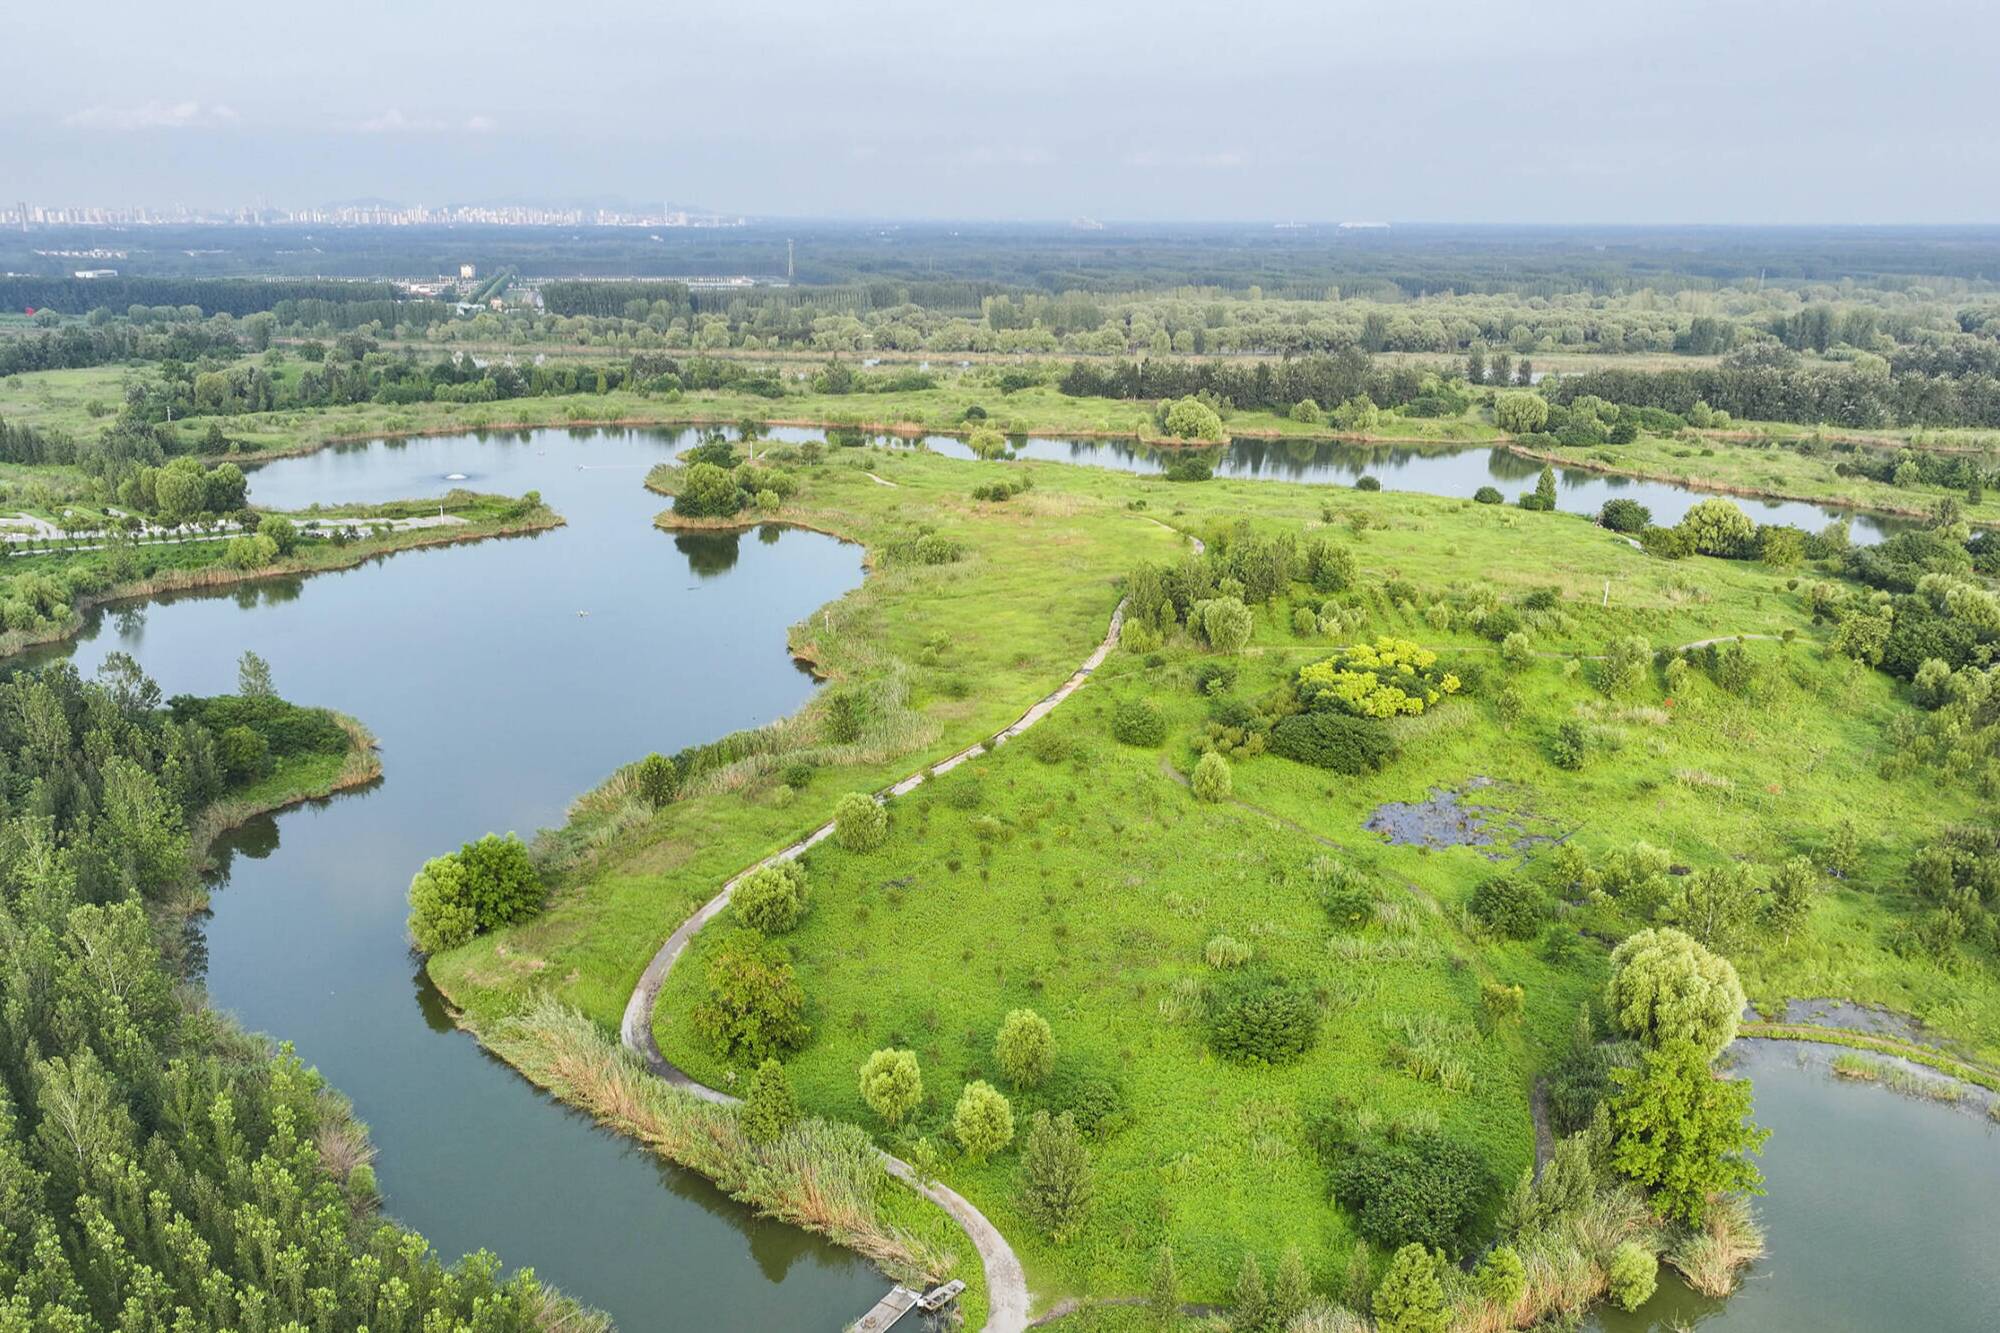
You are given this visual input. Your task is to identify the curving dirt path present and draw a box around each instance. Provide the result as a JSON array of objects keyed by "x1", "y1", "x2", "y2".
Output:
[{"x1": 621, "y1": 518, "x2": 1203, "y2": 1332}]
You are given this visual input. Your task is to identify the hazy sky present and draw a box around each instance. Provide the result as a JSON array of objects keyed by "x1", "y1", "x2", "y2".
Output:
[{"x1": 6, "y1": 0, "x2": 1996, "y2": 222}]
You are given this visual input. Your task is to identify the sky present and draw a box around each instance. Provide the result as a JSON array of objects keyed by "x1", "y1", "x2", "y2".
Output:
[{"x1": 5, "y1": 0, "x2": 1997, "y2": 223}]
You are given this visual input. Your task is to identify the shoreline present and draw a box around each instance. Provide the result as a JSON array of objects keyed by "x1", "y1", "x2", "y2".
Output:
[
  {"x1": 207, "y1": 404, "x2": 1963, "y2": 532},
  {"x1": 191, "y1": 712, "x2": 385, "y2": 865},
  {"x1": 1497, "y1": 441, "x2": 1972, "y2": 526},
  {"x1": 0, "y1": 510, "x2": 564, "y2": 660}
]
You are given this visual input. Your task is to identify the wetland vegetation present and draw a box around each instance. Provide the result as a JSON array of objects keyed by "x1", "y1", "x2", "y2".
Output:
[{"x1": 4, "y1": 229, "x2": 2000, "y2": 1331}]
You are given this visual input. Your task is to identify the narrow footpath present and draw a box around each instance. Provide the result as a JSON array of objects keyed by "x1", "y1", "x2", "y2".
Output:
[{"x1": 620, "y1": 518, "x2": 1204, "y2": 1332}]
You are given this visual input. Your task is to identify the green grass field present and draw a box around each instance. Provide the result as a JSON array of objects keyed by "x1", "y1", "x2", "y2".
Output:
[{"x1": 434, "y1": 441, "x2": 1999, "y2": 1316}]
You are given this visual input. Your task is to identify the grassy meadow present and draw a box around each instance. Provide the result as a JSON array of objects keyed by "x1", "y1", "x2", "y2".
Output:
[{"x1": 432, "y1": 438, "x2": 2000, "y2": 1314}]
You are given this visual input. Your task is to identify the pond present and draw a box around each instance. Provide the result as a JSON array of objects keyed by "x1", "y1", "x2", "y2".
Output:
[
  {"x1": 763, "y1": 428, "x2": 1903, "y2": 545},
  {"x1": 1587, "y1": 1038, "x2": 2000, "y2": 1332},
  {"x1": 25, "y1": 427, "x2": 885, "y2": 1331}
]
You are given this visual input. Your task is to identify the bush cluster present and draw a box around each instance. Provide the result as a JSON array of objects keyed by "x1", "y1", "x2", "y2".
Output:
[
  {"x1": 1269, "y1": 710, "x2": 1400, "y2": 773},
  {"x1": 406, "y1": 832, "x2": 544, "y2": 954},
  {"x1": 1207, "y1": 975, "x2": 1320, "y2": 1065}
]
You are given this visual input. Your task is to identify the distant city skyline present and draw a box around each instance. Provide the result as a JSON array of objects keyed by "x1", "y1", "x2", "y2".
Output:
[
  {"x1": 2, "y1": 202, "x2": 747, "y2": 229},
  {"x1": 6, "y1": 0, "x2": 1999, "y2": 224}
]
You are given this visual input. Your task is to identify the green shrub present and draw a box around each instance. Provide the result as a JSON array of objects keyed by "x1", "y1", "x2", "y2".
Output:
[
  {"x1": 858, "y1": 1047, "x2": 924, "y2": 1125},
  {"x1": 1599, "y1": 498, "x2": 1652, "y2": 533},
  {"x1": 456, "y1": 832, "x2": 543, "y2": 928},
  {"x1": 734, "y1": 860, "x2": 810, "y2": 933},
  {"x1": 1111, "y1": 698, "x2": 1167, "y2": 746},
  {"x1": 1470, "y1": 874, "x2": 1546, "y2": 940},
  {"x1": 833, "y1": 792, "x2": 888, "y2": 851},
  {"x1": 1317, "y1": 857, "x2": 1379, "y2": 930},
  {"x1": 995, "y1": 1008, "x2": 1056, "y2": 1088},
  {"x1": 407, "y1": 854, "x2": 477, "y2": 954},
  {"x1": 1195, "y1": 596, "x2": 1254, "y2": 653},
  {"x1": 1605, "y1": 927, "x2": 1745, "y2": 1060},
  {"x1": 1373, "y1": 1244, "x2": 1449, "y2": 1333},
  {"x1": 1475, "y1": 1244, "x2": 1525, "y2": 1309},
  {"x1": 1297, "y1": 638, "x2": 1461, "y2": 718},
  {"x1": 1355, "y1": 475, "x2": 1382, "y2": 491},
  {"x1": 1026, "y1": 726, "x2": 1074, "y2": 764},
  {"x1": 217, "y1": 724, "x2": 271, "y2": 783},
  {"x1": 952, "y1": 1080, "x2": 1016, "y2": 1160},
  {"x1": 779, "y1": 760, "x2": 814, "y2": 790},
  {"x1": 740, "y1": 1059, "x2": 798, "y2": 1146},
  {"x1": 1191, "y1": 750, "x2": 1232, "y2": 802},
  {"x1": 674, "y1": 461, "x2": 745, "y2": 518},
  {"x1": 1607, "y1": 1241, "x2": 1658, "y2": 1311},
  {"x1": 1270, "y1": 712, "x2": 1400, "y2": 773},
  {"x1": 1163, "y1": 397, "x2": 1226, "y2": 441},
  {"x1": 634, "y1": 752, "x2": 680, "y2": 807},
  {"x1": 1018, "y1": 1110, "x2": 1094, "y2": 1243},
  {"x1": 1207, "y1": 975, "x2": 1319, "y2": 1065},
  {"x1": 692, "y1": 931, "x2": 811, "y2": 1062},
  {"x1": 1191, "y1": 661, "x2": 1239, "y2": 695},
  {"x1": 1333, "y1": 1133, "x2": 1491, "y2": 1257},
  {"x1": 1473, "y1": 486, "x2": 1503, "y2": 505}
]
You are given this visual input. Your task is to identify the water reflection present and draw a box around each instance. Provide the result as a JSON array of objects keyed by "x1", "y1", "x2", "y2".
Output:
[
  {"x1": 1587, "y1": 1039, "x2": 2000, "y2": 1332},
  {"x1": 35, "y1": 428, "x2": 884, "y2": 1331},
  {"x1": 758, "y1": 426, "x2": 1904, "y2": 545},
  {"x1": 677, "y1": 529, "x2": 743, "y2": 578}
]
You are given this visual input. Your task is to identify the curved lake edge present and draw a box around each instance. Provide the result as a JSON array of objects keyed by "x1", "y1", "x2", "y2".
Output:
[
  {"x1": 216, "y1": 409, "x2": 1957, "y2": 535},
  {"x1": 0, "y1": 506, "x2": 564, "y2": 660}
]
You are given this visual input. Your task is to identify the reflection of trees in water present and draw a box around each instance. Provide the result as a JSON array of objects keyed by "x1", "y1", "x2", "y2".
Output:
[
  {"x1": 204, "y1": 814, "x2": 283, "y2": 884},
  {"x1": 114, "y1": 607, "x2": 146, "y2": 639},
  {"x1": 757, "y1": 523, "x2": 784, "y2": 546},
  {"x1": 177, "y1": 911, "x2": 211, "y2": 988},
  {"x1": 1483, "y1": 448, "x2": 1545, "y2": 484},
  {"x1": 229, "y1": 576, "x2": 306, "y2": 612},
  {"x1": 412, "y1": 959, "x2": 460, "y2": 1035},
  {"x1": 676, "y1": 530, "x2": 742, "y2": 578}
]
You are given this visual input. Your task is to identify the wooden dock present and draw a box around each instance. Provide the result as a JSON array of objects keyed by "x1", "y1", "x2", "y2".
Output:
[
  {"x1": 852, "y1": 1286, "x2": 920, "y2": 1332},
  {"x1": 851, "y1": 1279, "x2": 966, "y2": 1331}
]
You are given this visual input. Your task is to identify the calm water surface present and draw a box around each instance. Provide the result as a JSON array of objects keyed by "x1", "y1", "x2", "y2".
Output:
[
  {"x1": 764, "y1": 428, "x2": 1901, "y2": 545},
  {"x1": 21, "y1": 426, "x2": 1988, "y2": 1329},
  {"x1": 30, "y1": 427, "x2": 883, "y2": 1331},
  {"x1": 1589, "y1": 1040, "x2": 2000, "y2": 1332}
]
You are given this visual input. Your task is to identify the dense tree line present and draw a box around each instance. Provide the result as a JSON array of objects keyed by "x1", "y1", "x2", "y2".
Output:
[
  {"x1": 0, "y1": 323, "x2": 239, "y2": 379},
  {"x1": 0, "y1": 662, "x2": 596, "y2": 1330},
  {"x1": 539, "y1": 281, "x2": 694, "y2": 320},
  {"x1": 1057, "y1": 351, "x2": 1441, "y2": 415},
  {"x1": 0, "y1": 278, "x2": 402, "y2": 318},
  {"x1": 1546, "y1": 354, "x2": 2000, "y2": 429}
]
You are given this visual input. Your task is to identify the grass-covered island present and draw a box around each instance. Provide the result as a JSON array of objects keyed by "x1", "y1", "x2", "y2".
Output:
[{"x1": 431, "y1": 433, "x2": 2000, "y2": 1330}]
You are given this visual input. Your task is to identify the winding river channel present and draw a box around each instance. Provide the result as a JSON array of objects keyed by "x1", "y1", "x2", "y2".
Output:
[{"x1": 20, "y1": 426, "x2": 1992, "y2": 1330}]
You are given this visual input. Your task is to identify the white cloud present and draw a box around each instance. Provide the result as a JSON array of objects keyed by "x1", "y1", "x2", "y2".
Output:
[
  {"x1": 64, "y1": 101, "x2": 239, "y2": 131},
  {"x1": 354, "y1": 109, "x2": 497, "y2": 134},
  {"x1": 958, "y1": 145, "x2": 1054, "y2": 167},
  {"x1": 1123, "y1": 148, "x2": 1248, "y2": 170}
]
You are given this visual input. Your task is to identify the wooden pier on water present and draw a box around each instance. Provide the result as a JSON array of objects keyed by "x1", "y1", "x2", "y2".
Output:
[{"x1": 851, "y1": 1280, "x2": 965, "y2": 1331}]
